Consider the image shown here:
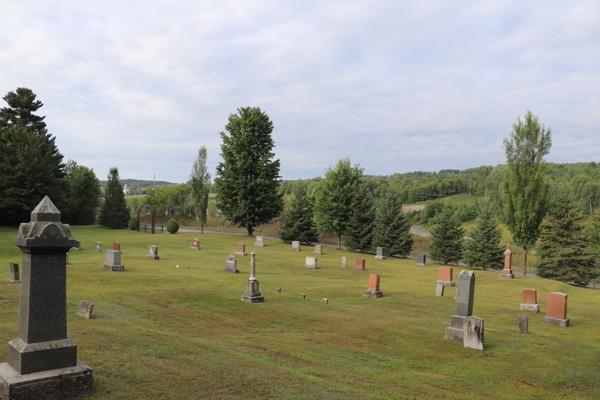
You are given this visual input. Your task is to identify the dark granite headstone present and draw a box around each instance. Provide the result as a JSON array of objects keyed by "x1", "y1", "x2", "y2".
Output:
[
  {"x1": 8, "y1": 263, "x2": 20, "y2": 283},
  {"x1": 0, "y1": 196, "x2": 93, "y2": 399}
]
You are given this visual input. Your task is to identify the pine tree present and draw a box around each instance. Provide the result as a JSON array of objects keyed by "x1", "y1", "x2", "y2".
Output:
[
  {"x1": 98, "y1": 167, "x2": 130, "y2": 229},
  {"x1": 190, "y1": 145, "x2": 211, "y2": 233},
  {"x1": 371, "y1": 191, "x2": 413, "y2": 257},
  {"x1": 278, "y1": 185, "x2": 319, "y2": 244},
  {"x1": 314, "y1": 158, "x2": 363, "y2": 249},
  {"x1": 464, "y1": 201, "x2": 504, "y2": 270},
  {"x1": 344, "y1": 183, "x2": 376, "y2": 252},
  {"x1": 215, "y1": 107, "x2": 283, "y2": 236},
  {"x1": 429, "y1": 206, "x2": 464, "y2": 264},
  {"x1": 535, "y1": 194, "x2": 597, "y2": 286}
]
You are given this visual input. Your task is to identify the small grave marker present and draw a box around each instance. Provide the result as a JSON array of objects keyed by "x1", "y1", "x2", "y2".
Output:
[
  {"x1": 340, "y1": 256, "x2": 348, "y2": 268},
  {"x1": 191, "y1": 238, "x2": 200, "y2": 250},
  {"x1": 112, "y1": 242, "x2": 120, "y2": 251},
  {"x1": 224, "y1": 255, "x2": 239, "y2": 273},
  {"x1": 291, "y1": 241, "x2": 301, "y2": 251},
  {"x1": 375, "y1": 247, "x2": 386, "y2": 259},
  {"x1": 436, "y1": 267, "x2": 456, "y2": 287},
  {"x1": 416, "y1": 254, "x2": 427, "y2": 266},
  {"x1": 520, "y1": 288, "x2": 540, "y2": 312},
  {"x1": 77, "y1": 300, "x2": 94, "y2": 319},
  {"x1": 254, "y1": 236, "x2": 266, "y2": 246},
  {"x1": 304, "y1": 256, "x2": 319, "y2": 269},
  {"x1": 103, "y1": 250, "x2": 124, "y2": 271},
  {"x1": 314, "y1": 245, "x2": 324, "y2": 255},
  {"x1": 8, "y1": 263, "x2": 20, "y2": 283},
  {"x1": 544, "y1": 292, "x2": 569, "y2": 327},
  {"x1": 96, "y1": 241, "x2": 102, "y2": 252},
  {"x1": 236, "y1": 243, "x2": 248, "y2": 256},
  {"x1": 147, "y1": 245, "x2": 160, "y2": 260},
  {"x1": 463, "y1": 316, "x2": 484, "y2": 350},
  {"x1": 356, "y1": 258, "x2": 366, "y2": 271},
  {"x1": 364, "y1": 274, "x2": 383, "y2": 298},
  {"x1": 517, "y1": 315, "x2": 528, "y2": 334},
  {"x1": 299, "y1": 293, "x2": 306, "y2": 299}
]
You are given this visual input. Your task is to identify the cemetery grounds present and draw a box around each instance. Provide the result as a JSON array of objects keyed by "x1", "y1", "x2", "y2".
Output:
[{"x1": 0, "y1": 226, "x2": 598, "y2": 399}]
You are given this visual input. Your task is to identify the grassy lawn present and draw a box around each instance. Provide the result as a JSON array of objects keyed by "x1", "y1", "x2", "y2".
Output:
[{"x1": 0, "y1": 226, "x2": 598, "y2": 399}]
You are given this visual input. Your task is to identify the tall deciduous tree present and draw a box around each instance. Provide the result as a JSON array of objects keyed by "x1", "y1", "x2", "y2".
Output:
[
  {"x1": 464, "y1": 201, "x2": 504, "y2": 270},
  {"x1": 314, "y1": 158, "x2": 363, "y2": 249},
  {"x1": 535, "y1": 194, "x2": 597, "y2": 285},
  {"x1": 503, "y1": 110, "x2": 552, "y2": 276},
  {"x1": 190, "y1": 146, "x2": 211, "y2": 233},
  {"x1": 98, "y1": 167, "x2": 130, "y2": 229},
  {"x1": 371, "y1": 190, "x2": 413, "y2": 257},
  {"x1": 215, "y1": 107, "x2": 283, "y2": 236},
  {"x1": 344, "y1": 183, "x2": 376, "y2": 252},
  {"x1": 278, "y1": 185, "x2": 319, "y2": 244},
  {"x1": 429, "y1": 206, "x2": 464, "y2": 265},
  {"x1": 64, "y1": 160, "x2": 101, "y2": 225},
  {"x1": 0, "y1": 88, "x2": 66, "y2": 225}
]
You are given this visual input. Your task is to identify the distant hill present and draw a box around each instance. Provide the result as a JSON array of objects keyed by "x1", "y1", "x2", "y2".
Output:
[{"x1": 99, "y1": 179, "x2": 178, "y2": 188}]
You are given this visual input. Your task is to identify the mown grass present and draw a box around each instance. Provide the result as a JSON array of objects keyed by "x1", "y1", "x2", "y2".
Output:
[{"x1": 0, "y1": 226, "x2": 598, "y2": 399}]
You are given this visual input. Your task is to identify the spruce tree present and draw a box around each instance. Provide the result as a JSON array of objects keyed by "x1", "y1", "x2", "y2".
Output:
[
  {"x1": 215, "y1": 107, "x2": 283, "y2": 236},
  {"x1": 429, "y1": 206, "x2": 464, "y2": 264},
  {"x1": 278, "y1": 185, "x2": 319, "y2": 244},
  {"x1": 535, "y1": 194, "x2": 597, "y2": 286},
  {"x1": 587, "y1": 210, "x2": 600, "y2": 279},
  {"x1": 344, "y1": 183, "x2": 376, "y2": 252},
  {"x1": 464, "y1": 201, "x2": 504, "y2": 270},
  {"x1": 98, "y1": 167, "x2": 130, "y2": 229},
  {"x1": 371, "y1": 191, "x2": 413, "y2": 257},
  {"x1": 63, "y1": 160, "x2": 101, "y2": 225}
]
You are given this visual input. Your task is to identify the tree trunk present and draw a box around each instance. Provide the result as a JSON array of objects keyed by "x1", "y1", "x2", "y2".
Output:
[
  {"x1": 338, "y1": 233, "x2": 341, "y2": 250},
  {"x1": 248, "y1": 224, "x2": 253, "y2": 236},
  {"x1": 523, "y1": 248, "x2": 528, "y2": 277},
  {"x1": 201, "y1": 223, "x2": 204, "y2": 234}
]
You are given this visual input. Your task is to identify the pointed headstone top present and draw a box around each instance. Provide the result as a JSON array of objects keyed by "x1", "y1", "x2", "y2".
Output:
[
  {"x1": 504, "y1": 244, "x2": 512, "y2": 256},
  {"x1": 31, "y1": 196, "x2": 61, "y2": 222}
]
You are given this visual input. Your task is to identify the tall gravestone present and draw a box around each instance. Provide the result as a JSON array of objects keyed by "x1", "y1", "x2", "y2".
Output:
[
  {"x1": 340, "y1": 257, "x2": 348, "y2": 268},
  {"x1": 0, "y1": 196, "x2": 93, "y2": 399},
  {"x1": 241, "y1": 252, "x2": 264, "y2": 303},
  {"x1": 8, "y1": 263, "x2": 20, "y2": 283},
  {"x1": 500, "y1": 245, "x2": 515, "y2": 279},
  {"x1": 444, "y1": 270, "x2": 475, "y2": 341},
  {"x1": 375, "y1": 247, "x2": 386, "y2": 259}
]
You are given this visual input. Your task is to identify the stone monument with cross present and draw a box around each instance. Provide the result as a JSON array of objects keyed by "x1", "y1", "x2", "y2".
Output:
[{"x1": 0, "y1": 196, "x2": 93, "y2": 399}]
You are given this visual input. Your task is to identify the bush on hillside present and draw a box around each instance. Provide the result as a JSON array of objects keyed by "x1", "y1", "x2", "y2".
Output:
[
  {"x1": 167, "y1": 218, "x2": 180, "y2": 234},
  {"x1": 128, "y1": 216, "x2": 138, "y2": 230}
]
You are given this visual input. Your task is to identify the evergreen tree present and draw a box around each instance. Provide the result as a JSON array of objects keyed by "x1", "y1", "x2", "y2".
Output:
[
  {"x1": 215, "y1": 107, "x2": 283, "y2": 236},
  {"x1": 0, "y1": 88, "x2": 66, "y2": 224},
  {"x1": 587, "y1": 210, "x2": 600, "y2": 277},
  {"x1": 344, "y1": 183, "x2": 376, "y2": 252},
  {"x1": 535, "y1": 194, "x2": 597, "y2": 286},
  {"x1": 314, "y1": 158, "x2": 363, "y2": 249},
  {"x1": 464, "y1": 201, "x2": 504, "y2": 270},
  {"x1": 503, "y1": 110, "x2": 552, "y2": 275},
  {"x1": 278, "y1": 185, "x2": 319, "y2": 244},
  {"x1": 63, "y1": 160, "x2": 101, "y2": 225},
  {"x1": 371, "y1": 191, "x2": 413, "y2": 257},
  {"x1": 429, "y1": 206, "x2": 464, "y2": 264},
  {"x1": 190, "y1": 145, "x2": 211, "y2": 233},
  {"x1": 98, "y1": 167, "x2": 130, "y2": 229}
]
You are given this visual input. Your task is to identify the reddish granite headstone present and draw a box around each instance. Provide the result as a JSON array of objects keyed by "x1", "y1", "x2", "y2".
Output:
[
  {"x1": 237, "y1": 243, "x2": 245, "y2": 253},
  {"x1": 368, "y1": 274, "x2": 380, "y2": 290},
  {"x1": 523, "y1": 289, "x2": 537, "y2": 304},
  {"x1": 112, "y1": 242, "x2": 120, "y2": 251},
  {"x1": 438, "y1": 267, "x2": 453, "y2": 282},
  {"x1": 356, "y1": 258, "x2": 366, "y2": 271},
  {"x1": 547, "y1": 292, "x2": 568, "y2": 320}
]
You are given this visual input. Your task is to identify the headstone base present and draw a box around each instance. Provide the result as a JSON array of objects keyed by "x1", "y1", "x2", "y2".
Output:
[
  {"x1": 313, "y1": 251, "x2": 324, "y2": 255},
  {"x1": 304, "y1": 264, "x2": 320, "y2": 269},
  {"x1": 417, "y1": 263, "x2": 426, "y2": 266},
  {"x1": 95, "y1": 249, "x2": 102, "y2": 253},
  {"x1": 235, "y1": 252, "x2": 248, "y2": 256},
  {"x1": 224, "y1": 268, "x2": 239, "y2": 273},
  {"x1": 444, "y1": 327, "x2": 464, "y2": 341},
  {"x1": 544, "y1": 316, "x2": 569, "y2": 327},
  {"x1": 290, "y1": 248, "x2": 300, "y2": 252},
  {"x1": 147, "y1": 255, "x2": 160, "y2": 260},
  {"x1": 7, "y1": 337, "x2": 77, "y2": 375},
  {"x1": 190, "y1": 246, "x2": 200, "y2": 250},
  {"x1": 375, "y1": 255, "x2": 386, "y2": 260},
  {"x1": 241, "y1": 291, "x2": 264, "y2": 303},
  {"x1": 103, "y1": 264, "x2": 124, "y2": 272},
  {"x1": 254, "y1": 243, "x2": 266, "y2": 247},
  {"x1": 436, "y1": 280, "x2": 456, "y2": 287},
  {"x1": 500, "y1": 273, "x2": 515, "y2": 279},
  {"x1": 435, "y1": 284, "x2": 444, "y2": 297},
  {"x1": 355, "y1": 268, "x2": 366, "y2": 271},
  {"x1": 7, "y1": 280, "x2": 20, "y2": 284},
  {"x1": 363, "y1": 290, "x2": 383, "y2": 298},
  {"x1": 520, "y1": 303, "x2": 540, "y2": 312},
  {"x1": 0, "y1": 360, "x2": 93, "y2": 400}
]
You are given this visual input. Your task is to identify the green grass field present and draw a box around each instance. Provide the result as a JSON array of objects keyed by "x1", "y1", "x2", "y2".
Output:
[{"x1": 0, "y1": 226, "x2": 598, "y2": 399}]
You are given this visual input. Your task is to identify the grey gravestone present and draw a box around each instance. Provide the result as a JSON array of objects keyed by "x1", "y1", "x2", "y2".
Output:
[
  {"x1": 299, "y1": 293, "x2": 306, "y2": 299},
  {"x1": 314, "y1": 245, "x2": 324, "y2": 255},
  {"x1": 291, "y1": 241, "x2": 300, "y2": 251},
  {"x1": 241, "y1": 252, "x2": 264, "y2": 303},
  {"x1": 95, "y1": 241, "x2": 101, "y2": 252},
  {"x1": 224, "y1": 257, "x2": 239, "y2": 273},
  {"x1": 444, "y1": 270, "x2": 475, "y2": 341},
  {"x1": 275, "y1": 288, "x2": 281, "y2": 293},
  {"x1": 517, "y1": 315, "x2": 528, "y2": 334},
  {"x1": 148, "y1": 245, "x2": 160, "y2": 260},
  {"x1": 77, "y1": 301, "x2": 94, "y2": 319},
  {"x1": 8, "y1": 263, "x2": 20, "y2": 283},
  {"x1": 66, "y1": 252, "x2": 71, "y2": 265},
  {"x1": 0, "y1": 196, "x2": 93, "y2": 399},
  {"x1": 340, "y1": 257, "x2": 348, "y2": 268},
  {"x1": 72, "y1": 242, "x2": 81, "y2": 251},
  {"x1": 375, "y1": 247, "x2": 386, "y2": 259},
  {"x1": 416, "y1": 254, "x2": 426, "y2": 265},
  {"x1": 463, "y1": 316, "x2": 484, "y2": 350},
  {"x1": 103, "y1": 250, "x2": 124, "y2": 271},
  {"x1": 254, "y1": 236, "x2": 266, "y2": 246},
  {"x1": 304, "y1": 256, "x2": 319, "y2": 269},
  {"x1": 435, "y1": 283, "x2": 444, "y2": 297}
]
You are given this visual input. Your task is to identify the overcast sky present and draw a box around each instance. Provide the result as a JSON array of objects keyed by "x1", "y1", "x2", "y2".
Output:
[{"x1": 1, "y1": 1, "x2": 599, "y2": 182}]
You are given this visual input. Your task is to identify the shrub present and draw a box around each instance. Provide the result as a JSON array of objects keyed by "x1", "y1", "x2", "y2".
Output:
[
  {"x1": 128, "y1": 216, "x2": 138, "y2": 230},
  {"x1": 167, "y1": 218, "x2": 180, "y2": 234}
]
